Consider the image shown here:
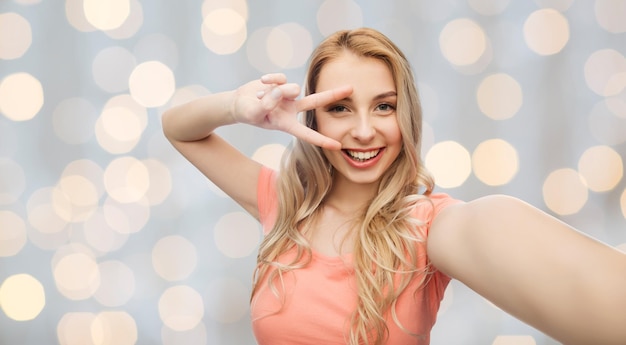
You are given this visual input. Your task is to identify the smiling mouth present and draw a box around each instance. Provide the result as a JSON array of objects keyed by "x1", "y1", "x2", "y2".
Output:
[{"x1": 344, "y1": 149, "x2": 381, "y2": 162}]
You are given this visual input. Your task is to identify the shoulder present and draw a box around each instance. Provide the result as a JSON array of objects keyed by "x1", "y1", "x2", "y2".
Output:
[{"x1": 426, "y1": 194, "x2": 530, "y2": 274}]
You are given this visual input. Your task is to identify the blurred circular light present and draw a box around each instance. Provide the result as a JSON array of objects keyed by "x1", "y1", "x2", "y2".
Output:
[
  {"x1": 468, "y1": 0, "x2": 510, "y2": 16},
  {"x1": 584, "y1": 49, "x2": 626, "y2": 97},
  {"x1": 201, "y1": 8, "x2": 247, "y2": 55},
  {"x1": 425, "y1": 141, "x2": 472, "y2": 189},
  {"x1": 542, "y1": 168, "x2": 588, "y2": 215},
  {"x1": 476, "y1": 73, "x2": 523, "y2": 120},
  {"x1": 129, "y1": 61, "x2": 176, "y2": 107},
  {"x1": 252, "y1": 144, "x2": 286, "y2": 171},
  {"x1": 439, "y1": 18, "x2": 487, "y2": 66},
  {"x1": 523, "y1": 8, "x2": 570, "y2": 55},
  {"x1": 57, "y1": 312, "x2": 96, "y2": 345},
  {"x1": 0, "y1": 12, "x2": 32, "y2": 60},
  {"x1": 83, "y1": 0, "x2": 130, "y2": 31},
  {"x1": 317, "y1": 0, "x2": 363, "y2": 37},
  {"x1": 159, "y1": 285, "x2": 205, "y2": 331},
  {"x1": 594, "y1": 0, "x2": 626, "y2": 34},
  {"x1": 152, "y1": 235, "x2": 198, "y2": 281},
  {"x1": 0, "y1": 210, "x2": 27, "y2": 257},
  {"x1": 0, "y1": 72, "x2": 44, "y2": 121},
  {"x1": 577, "y1": 145, "x2": 623, "y2": 192},
  {"x1": 91, "y1": 311, "x2": 138, "y2": 345},
  {"x1": 0, "y1": 274, "x2": 46, "y2": 321},
  {"x1": 214, "y1": 212, "x2": 261, "y2": 258},
  {"x1": 472, "y1": 139, "x2": 519, "y2": 186}
]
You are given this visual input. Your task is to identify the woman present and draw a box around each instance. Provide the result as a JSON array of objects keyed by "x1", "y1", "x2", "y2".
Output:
[{"x1": 162, "y1": 28, "x2": 626, "y2": 345}]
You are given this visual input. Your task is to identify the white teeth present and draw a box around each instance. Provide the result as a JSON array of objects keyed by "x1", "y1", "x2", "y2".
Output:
[{"x1": 346, "y1": 149, "x2": 380, "y2": 161}]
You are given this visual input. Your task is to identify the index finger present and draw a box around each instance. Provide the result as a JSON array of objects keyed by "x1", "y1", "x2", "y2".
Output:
[
  {"x1": 284, "y1": 121, "x2": 342, "y2": 150},
  {"x1": 296, "y1": 85, "x2": 353, "y2": 112}
]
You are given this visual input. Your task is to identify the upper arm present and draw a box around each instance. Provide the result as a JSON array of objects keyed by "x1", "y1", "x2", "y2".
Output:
[
  {"x1": 427, "y1": 195, "x2": 626, "y2": 345},
  {"x1": 169, "y1": 133, "x2": 263, "y2": 219}
]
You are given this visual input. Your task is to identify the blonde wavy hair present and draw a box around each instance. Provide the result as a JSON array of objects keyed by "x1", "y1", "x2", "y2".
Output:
[{"x1": 252, "y1": 28, "x2": 436, "y2": 345}]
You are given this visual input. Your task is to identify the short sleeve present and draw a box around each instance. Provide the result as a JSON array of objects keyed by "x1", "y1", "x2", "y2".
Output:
[
  {"x1": 257, "y1": 166, "x2": 278, "y2": 235},
  {"x1": 414, "y1": 193, "x2": 464, "y2": 303}
]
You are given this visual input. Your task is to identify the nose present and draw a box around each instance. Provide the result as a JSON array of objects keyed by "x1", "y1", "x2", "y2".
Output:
[{"x1": 351, "y1": 113, "x2": 376, "y2": 142}]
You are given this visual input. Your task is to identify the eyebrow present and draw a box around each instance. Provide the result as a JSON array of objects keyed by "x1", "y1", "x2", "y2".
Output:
[{"x1": 340, "y1": 91, "x2": 397, "y2": 103}]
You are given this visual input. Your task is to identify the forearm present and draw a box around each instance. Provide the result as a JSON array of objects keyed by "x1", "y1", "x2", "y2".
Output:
[
  {"x1": 161, "y1": 90, "x2": 236, "y2": 142},
  {"x1": 429, "y1": 195, "x2": 626, "y2": 345}
]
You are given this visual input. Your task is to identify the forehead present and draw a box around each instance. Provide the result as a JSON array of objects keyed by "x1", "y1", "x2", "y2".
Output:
[{"x1": 316, "y1": 52, "x2": 395, "y2": 93}]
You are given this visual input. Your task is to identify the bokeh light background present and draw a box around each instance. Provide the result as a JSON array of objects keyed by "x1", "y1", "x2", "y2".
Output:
[{"x1": 1, "y1": 0, "x2": 625, "y2": 344}]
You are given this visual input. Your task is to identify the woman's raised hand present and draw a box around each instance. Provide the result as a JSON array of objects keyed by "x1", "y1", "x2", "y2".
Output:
[{"x1": 230, "y1": 73, "x2": 352, "y2": 150}]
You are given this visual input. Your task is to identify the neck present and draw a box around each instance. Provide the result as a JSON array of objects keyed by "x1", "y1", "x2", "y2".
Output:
[{"x1": 324, "y1": 174, "x2": 379, "y2": 214}]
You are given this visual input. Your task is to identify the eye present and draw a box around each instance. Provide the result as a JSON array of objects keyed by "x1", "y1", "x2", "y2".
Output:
[
  {"x1": 327, "y1": 104, "x2": 348, "y2": 113},
  {"x1": 376, "y1": 103, "x2": 396, "y2": 115}
]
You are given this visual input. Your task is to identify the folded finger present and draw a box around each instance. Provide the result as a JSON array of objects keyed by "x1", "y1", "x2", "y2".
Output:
[
  {"x1": 260, "y1": 73, "x2": 287, "y2": 85},
  {"x1": 297, "y1": 85, "x2": 353, "y2": 111},
  {"x1": 285, "y1": 122, "x2": 341, "y2": 150}
]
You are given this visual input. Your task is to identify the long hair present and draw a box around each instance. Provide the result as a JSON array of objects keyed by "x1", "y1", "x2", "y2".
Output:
[{"x1": 252, "y1": 28, "x2": 435, "y2": 345}]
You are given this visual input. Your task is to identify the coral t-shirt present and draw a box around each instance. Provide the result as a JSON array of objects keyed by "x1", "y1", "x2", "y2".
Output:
[{"x1": 252, "y1": 167, "x2": 461, "y2": 345}]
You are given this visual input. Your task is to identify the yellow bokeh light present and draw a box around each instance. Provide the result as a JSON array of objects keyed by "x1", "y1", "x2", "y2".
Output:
[
  {"x1": 27, "y1": 187, "x2": 70, "y2": 235},
  {"x1": 0, "y1": 12, "x2": 32, "y2": 60},
  {"x1": 0, "y1": 72, "x2": 44, "y2": 121},
  {"x1": 595, "y1": 0, "x2": 626, "y2": 34},
  {"x1": 203, "y1": 8, "x2": 245, "y2": 35},
  {"x1": 104, "y1": 0, "x2": 144, "y2": 40},
  {"x1": 128, "y1": 61, "x2": 176, "y2": 108},
  {"x1": 201, "y1": 12, "x2": 247, "y2": 55},
  {"x1": 439, "y1": 18, "x2": 487, "y2": 66},
  {"x1": 141, "y1": 158, "x2": 172, "y2": 206},
  {"x1": 472, "y1": 139, "x2": 519, "y2": 186},
  {"x1": 66, "y1": 0, "x2": 96, "y2": 32},
  {"x1": 104, "y1": 156, "x2": 150, "y2": 203},
  {"x1": 543, "y1": 168, "x2": 588, "y2": 215},
  {"x1": 0, "y1": 274, "x2": 46, "y2": 321},
  {"x1": 252, "y1": 144, "x2": 286, "y2": 171},
  {"x1": 476, "y1": 73, "x2": 523, "y2": 120},
  {"x1": 577, "y1": 145, "x2": 623, "y2": 192},
  {"x1": 100, "y1": 106, "x2": 143, "y2": 142},
  {"x1": 619, "y1": 189, "x2": 626, "y2": 219},
  {"x1": 83, "y1": 0, "x2": 130, "y2": 31},
  {"x1": 96, "y1": 94, "x2": 147, "y2": 154},
  {"x1": 425, "y1": 141, "x2": 472, "y2": 189},
  {"x1": 152, "y1": 235, "x2": 198, "y2": 281},
  {"x1": 584, "y1": 49, "x2": 626, "y2": 97},
  {"x1": 158, "y1": 285, "x2": 205, "y2": 331},
  {"x1": 91, "y1": 311, "x2": 138, "y2": 345},
  {"x1": 53, "y1": 247, "x2": 101, "y2": 300},
  {"x1": 0, "y1": 210, "x2": 27, "y2": 257},
  {"x1": 83, "y1": 209, "x2": 129, "y2": 253},
  {"x1": 468, "y1": 0, "x2": 510, "y2": 16},
  {"x1": 214, "y1": 212, "x2": 261, "y2": 258},
  {"x1": 266, "y1": 23, "x2": 313, "y2": 69},
  {"x1": 523, "y1": 8, "x2": 570, "y2": 56},
  {"x1": 316, "y1": 0, "x2": 364, "y2": 37},
  {"x1": 53, "y1": 175, "x2": 99, "y2": 223},
  {"x1": 103, "y1": 197, "x2": 150, "y2": 234},
  {"x1": 492, "y1": 335, "x2": 537, "y2": 345},
  {"x1": 57, "y1": 312, "x2": 97, "y2": 345},
  {"x1": 161, "y1": 322, "x2": 208, "y2": 345}
]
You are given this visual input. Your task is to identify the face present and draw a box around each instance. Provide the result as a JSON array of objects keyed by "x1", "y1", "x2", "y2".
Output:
[{"x1": 315, "y1": 52, "x2": 402, "y2": 187}]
